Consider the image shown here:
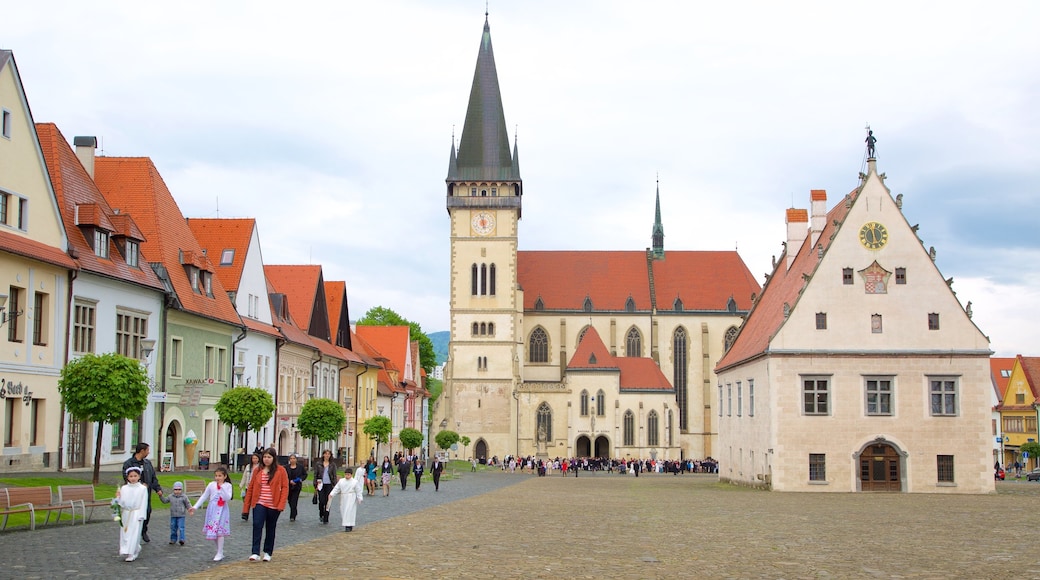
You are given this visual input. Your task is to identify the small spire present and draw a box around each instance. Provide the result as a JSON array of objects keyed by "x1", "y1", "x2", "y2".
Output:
[{"x1": 652, "y1": 177, "x2": 664, "y2": 259}]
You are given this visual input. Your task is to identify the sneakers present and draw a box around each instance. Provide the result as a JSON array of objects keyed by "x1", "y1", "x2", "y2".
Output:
[
  {"x1": 249, "y1": 554, "x2": 260, "y2": 562},
  {"x1": 262, "y1": 553, "x2": 272, "y2": 562}
]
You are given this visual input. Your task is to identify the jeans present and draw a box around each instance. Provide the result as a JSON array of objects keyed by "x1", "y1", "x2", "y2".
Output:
[
  {"x1": 251, "y1": 504, "x2": 281, "y2": 556},
  {"x1": 169, "y1": 516, "x2": 185, "y2": 542}
]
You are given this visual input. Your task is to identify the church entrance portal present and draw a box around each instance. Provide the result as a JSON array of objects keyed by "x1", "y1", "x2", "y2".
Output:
[
  {"x1": 576, "y1": 435, "x2": 591, "y2": 457},
  {"x1": 859, "y1": 442, "x2": 902, "y2": 491},
  {"x1": 594, "y1": 436, "x2": 610, "y2": 458},
  {"x1": 474, "y1": 439, "x2": 488, "y2": 464}
]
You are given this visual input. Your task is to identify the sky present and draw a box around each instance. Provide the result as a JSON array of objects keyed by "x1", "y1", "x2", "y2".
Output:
[{"x1": 3, "y1": 1, "x2": 1038, "y2": 356}]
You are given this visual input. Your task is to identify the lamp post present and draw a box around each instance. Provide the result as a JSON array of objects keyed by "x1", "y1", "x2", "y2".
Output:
[
  {"x1": 0, "y1": 292, "x2": 24, "y2": 328},
  {"x1": 139, "y1": 339, "x2": 158, "y2": 458}
]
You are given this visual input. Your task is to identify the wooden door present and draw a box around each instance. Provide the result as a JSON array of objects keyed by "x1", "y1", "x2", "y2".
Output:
[{"x1": 860, "y1": 444, "x2": 901, "y2": 491}]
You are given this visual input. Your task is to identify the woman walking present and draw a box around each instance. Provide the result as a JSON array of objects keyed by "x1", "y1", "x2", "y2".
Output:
[
  {"x1": 284, "y1": 453, "x2": 307, "y2": 522},
  {"x1": 313, "y1": 449, "x2": 338, "y2": 524},
  {"x1": 380, "y1": 456, "x2": 393, "y2": 497},
  {"x1": 239, "y1": 453, "x2": 260, "y2": 520},
  {"x1": 365, "y1": 458, "x2": 377, "y2": 496},
  {"x1": 241, "y1": 448, "x2": 288, "y2": 562}
]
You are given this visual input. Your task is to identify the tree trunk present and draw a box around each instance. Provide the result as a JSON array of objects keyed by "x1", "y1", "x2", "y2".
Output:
[{"x1": 92, "y1": 421, "x2": 104, "y2": 485}]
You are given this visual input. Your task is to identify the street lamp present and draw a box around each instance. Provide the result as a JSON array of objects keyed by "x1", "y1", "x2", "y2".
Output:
[
  {"x1": 0, "y1": 292, "x2": 24, "y2": 329},
  {"x1": 233, "y1": 365, "x2": 245, "y2": 386}
]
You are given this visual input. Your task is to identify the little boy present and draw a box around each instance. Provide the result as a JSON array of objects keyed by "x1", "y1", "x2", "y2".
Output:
[{"x1": 161, "y1": 481, "x2": 193, "y2": 545}]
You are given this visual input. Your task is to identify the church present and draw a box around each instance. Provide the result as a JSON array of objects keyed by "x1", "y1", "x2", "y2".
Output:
[{"x1": 436, "y1": 18, "x2": 760, "y2": 463}]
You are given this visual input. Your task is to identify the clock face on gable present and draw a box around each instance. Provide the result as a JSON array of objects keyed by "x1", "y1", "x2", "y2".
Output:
[
  {"x1": 859, "y1": 221, "x2": 889, "y2": 250},
  {"x1": 471, "y1": 211, "x2": 495, "y2": 236}
]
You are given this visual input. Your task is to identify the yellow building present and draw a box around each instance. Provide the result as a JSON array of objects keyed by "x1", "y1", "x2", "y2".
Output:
[
  {"x1": 0, "y1": 51, "x2": 77, "y2": 472},
  {"x1": 997, "y1": 355, "x2": 1040, "y2": 470}
]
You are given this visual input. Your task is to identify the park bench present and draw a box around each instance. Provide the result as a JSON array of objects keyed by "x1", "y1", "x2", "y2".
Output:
[
  {"x1": 183, "y1": 479, "x2": 206, "y2": 499},
  {"x1": 57, "y1": 484, "x2": 113, "y2": 525},
  {"x1": 0, "y1": 486, "x2": 68, "y2": 530}
]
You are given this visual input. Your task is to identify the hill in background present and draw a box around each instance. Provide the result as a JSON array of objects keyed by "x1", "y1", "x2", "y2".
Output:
[{"x1": 429, "y1": 330, "x2": 448, "y2": 365}]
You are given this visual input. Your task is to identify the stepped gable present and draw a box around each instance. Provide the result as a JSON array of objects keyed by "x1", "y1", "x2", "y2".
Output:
[{"x1": 93, "y1": 156, "x2": 241, "y2": 326}]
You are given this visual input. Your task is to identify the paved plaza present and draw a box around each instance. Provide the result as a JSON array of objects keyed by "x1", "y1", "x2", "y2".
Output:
[{"x1": 2, "y1": 471, "x2": 1039, "y2": 579}]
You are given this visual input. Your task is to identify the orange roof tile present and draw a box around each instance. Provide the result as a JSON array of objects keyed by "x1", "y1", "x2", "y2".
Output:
[
  {"x1": 35, "y1": 124, "x2": 162, "y2": 290},
  {"x1": 265, "y1": 265, "x2": 325, "y2": 337},
  {"x1": 355, "y1": 326, "x2": 411, "y2": 379},
  {"x1": 567, "y1": 327, "x2": 672, "y2": 392},
  {"x1": 1019, "y1": 356, "x2": 1040, "y2": 400},
  {"x1": 518, "y1": 251, "x2": 759, "y2": 312},
  {"x1": 717, "y1": 189, "x2": 855, "y2": 371},
  {"x1": 93, "y1": 156, "x2": 242, "y2": 327},
  {"x1": 348, "y1": 330, "x2": 387, "y2": 367},
  {"x1": 242, "y1": 316, "x2": 282, "y2": 339},
  {"x1": 786, "y1": 208, "x2": 808, "y2": 222},
  {"x1": 990, "y1": 357, "x2": 1015, "y2": 401},
  {"x1": 0, "y1": 228, "x2": 77, "y2": 270},
  {"x1": 187, "y1": 218, "x2": 255, "y2": 293}
]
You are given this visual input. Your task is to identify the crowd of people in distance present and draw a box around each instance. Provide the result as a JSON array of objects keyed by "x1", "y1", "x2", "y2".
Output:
[{"x1": 486, "y1": 454, "x2": 719, "y2": 477}]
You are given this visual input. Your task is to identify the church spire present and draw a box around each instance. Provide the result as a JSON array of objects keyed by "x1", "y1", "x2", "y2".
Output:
[
  {"x1": 652, "y1": 178, "x2": 664, "y2": 259},
  {"x1": 451, "y1": 16, "x2": 519, "y2": 182}
]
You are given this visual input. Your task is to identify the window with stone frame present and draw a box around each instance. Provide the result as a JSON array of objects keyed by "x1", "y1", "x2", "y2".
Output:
[
  {"x1": 937, "y1": 455, "x2": 954, "y2": 483},
  {"x1": 115, "y1": 310, "x2": 148, "y2": 359},
  {"x1": 647, "y1": 411, "x2": 659, "y2": 446},
  {"x1": 623, "y1": 410, "x2": 635, "y2": 446},
  {"x1": 865, "y1": 377, "x2": 893, "y2": 416},
  {"x1": 928, "y1": 313, "x2": 940, "y2": 330},
  {"x1": 528, "y1": 327, "x2": 549, "y2": 363},
  {"x1": 596, "y1": 389, "x2": 606, "y2": 417},
  {"x1": 72, "y1": 300, "x2": 96, "y2": 354},
  {"x1": 580, "y1": 390, "x2": 589, "y2": 416},
  {"x1": 809, "y1": 453, "x2": 826, "y2": 481},
  {"x1": 673, "y1": 327, "x2": 689, "y2": 430},
  {"x1": 536, "y1": 402, "x2": 552, "y2": 442},
  {"x1": 816, "y1": 312, "x2": 827, "y2": 330},
  {"x1": 929, "y1": 377, "x2": 958, "y2": 416},
  {"x1": 803, "y1": 377, "x2": 830, "y2": 415},
  {"x1": 625, "y1": 327, "x2": 642, "y2": 357},
  {"x1": 32, "y1": 291, "x2": 48, "y2": 346}
]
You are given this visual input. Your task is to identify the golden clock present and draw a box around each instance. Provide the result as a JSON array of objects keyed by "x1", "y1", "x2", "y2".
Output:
[
  {"x1": 859, "y1": 222, "x2": 888, "y2": 250},
  {"x1": 472, "y1": 211, "x2": 495, "y2": 236}
]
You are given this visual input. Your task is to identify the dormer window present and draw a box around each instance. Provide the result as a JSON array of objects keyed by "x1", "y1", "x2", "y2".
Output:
[
  {"x1": 189, "y1": 266, "x2": 199, "y2": 291},
  {"x1": 125, "y1": 240, "x2": 139, "y2": 268},
  {"x1": 94, "y1": 229, "x2": 110, "y2": 258},
  {"x1": 220, "y1": 249, "x2": 234, "y2": 265}
]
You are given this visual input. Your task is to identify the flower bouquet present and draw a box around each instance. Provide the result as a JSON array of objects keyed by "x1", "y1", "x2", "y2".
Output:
[{"x1": 110, "y1": 498, "x2": 122, "y2": 525}]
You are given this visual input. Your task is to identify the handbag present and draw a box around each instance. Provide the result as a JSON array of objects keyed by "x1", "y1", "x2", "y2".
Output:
[{"x1": 312, "y1": 493, "x2": 318, "y2": 505}]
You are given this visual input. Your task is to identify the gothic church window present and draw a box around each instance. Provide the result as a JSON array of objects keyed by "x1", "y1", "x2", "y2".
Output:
[
  {"x1": 625, "y1": 327, "x2": 642, "y2": 357},
  {"x1": 623, "y1": 410, "x2": 635, "y2": 446},
  {"x1": 488, "y1": 322, "x2": 494, "y2": 336},
  {"x1": 529, "y1": 327, "x2": 549, "y2": 363},
  {"x1": 471, "y1": 264, "x2": 478, "y2": 295},
  {"x1": 489, "y1": 264, "x2": 496, "y2": 296},
  {"x1": 578, "y1": 325, "x2": 590, "y2": 344},
  {"x1": 673, "y1": 297, "x2": 683, "y2": 311},
  {"x1": 596, "y1": 389, "x2": 606, "y2": 416},
  {"x1": 625, "y1": 297, "x2": 636, "y2": 312},
  {"x1": 580, "y1": 390, "x2": 589, "y2": 416},
  {"x1": 537, "y1": 402, "x2": 553, "y2": 442},
  {"x1": 583, "y1": 297, "x2": 593, "y2": 312},
  {"x1": 673, "y1": 327, "x2": 688, "y2": 431},
  {"x1": 647, "y1": 410, "x2": 659, "y2": 446},
  {"x1": 724, "y1": 326, "x2": 739, "y2": 352}
]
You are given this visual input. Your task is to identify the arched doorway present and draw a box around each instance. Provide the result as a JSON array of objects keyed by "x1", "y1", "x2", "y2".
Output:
[
  {"x1": 859, "y1": 441, "x2": 902, "y2": 492},
  {"x1": 278, "y1": 430, "x2": 290, "y2": 456},
  {"x1": 164, "y1": 422, "x2": 181, "y2": 470},
  {"x1": 474, "y1": 439, "x2": 489, "y2": 464},
  {"x1": 594, "y1": 435, "x2": 610, "y2": 458},
  {"x1": 576, "y1": 435, "x2": 591, "y2": 457}
]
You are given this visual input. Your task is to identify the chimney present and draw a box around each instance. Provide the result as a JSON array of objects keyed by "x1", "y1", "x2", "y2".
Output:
[
  {"x1": 785, "y1": 208, "x2": 808, "y2": 270},
  {"x1": 73, "y1": 136, "x2": 97, "y2": 178},
  {"x1": 810, "y1": 189, "x2": 827, "y2": 247}
]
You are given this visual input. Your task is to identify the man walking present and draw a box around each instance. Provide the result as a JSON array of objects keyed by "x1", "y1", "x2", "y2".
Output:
[
  {"x1": 122, "y1": 442, "x2": 163, "y2": 543},
  {"x1": 432, "y1": 457, "x2": 444, "y2": 491},
  {"x1": 398, "y1": 455, "x2": 411, "y2": 491}
]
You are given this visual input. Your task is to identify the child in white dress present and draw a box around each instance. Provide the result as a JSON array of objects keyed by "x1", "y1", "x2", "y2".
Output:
[
  {"x1": 328, "y1": 467, "x2": 363, "y2": 531},
  {"x1": 117, "y1": 466, "x2": 149, "y2": 562},
  {"x1": 190, "y1": 466, "x2": 233, "y2": 561}
]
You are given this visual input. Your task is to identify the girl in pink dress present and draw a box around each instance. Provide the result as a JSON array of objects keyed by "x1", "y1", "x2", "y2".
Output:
[{"x1": 190, "y1": 466, "x2": 233, "y2": 561}]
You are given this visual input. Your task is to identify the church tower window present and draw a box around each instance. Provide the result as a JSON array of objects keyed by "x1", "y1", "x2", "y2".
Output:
[
  {"x1": 489, "y1": 264, "x2": 496, "y2": 296},
  {"x1": 480, "y1": 263, "x2": 487, "y2": 295},
  {"x1": 529, "y1": 327, "x2": 549, "y2": 363},
  {"x1": 471, "y1": 264, "x2": 478, "y2": 295},
  {"x1": 472, "y1": 322, "x2": 479, "y2": 336},
  {"x1": 625, "y1": 327, "x2": 642, "y2": 357}
]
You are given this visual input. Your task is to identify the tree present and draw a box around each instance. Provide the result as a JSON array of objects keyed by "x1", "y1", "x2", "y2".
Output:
[
  {"x1": 434, "y1": 430, "x2": 460, "y2": 453},
  {"x1": 214, "y1": 387, "x2": 275, "y2": 466},
  {"x1": 58, "y1": 353, "x2": 149, "y2": 484},
  {"x1": 460, "y1": 435, "x2": 471, "y2": 459},
  {"x1": 1020, "y1": 441, "x2": 1040, "y2": 470},
  {"x1": 363, "y1": 415, "x2": 393, "y2": 460},
  {"x1": 357, "y1": 306, "x2": 436, "y2": 373},
  {"x1": 399, "y1": 427, "x2": 424, "y2": 453},
  {"x1": 296, "y1": 398, "x2": 346, "y2": 455}
]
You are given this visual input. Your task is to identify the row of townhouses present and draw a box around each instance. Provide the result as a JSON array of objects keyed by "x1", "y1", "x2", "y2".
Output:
[{"x1": 0, "y1": 50, "x2": 427, "y2": 474}]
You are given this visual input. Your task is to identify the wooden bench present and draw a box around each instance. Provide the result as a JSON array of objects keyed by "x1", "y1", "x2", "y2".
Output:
[
  {"x1": 0, "y1": 486, "x2": 68, "y2": 530},
  {"x1": 58, "y1": 484, "x2": 113, "y2": 525},
  {"x1": 183, "y1": 479, "x2": 206, "y2": 499}
]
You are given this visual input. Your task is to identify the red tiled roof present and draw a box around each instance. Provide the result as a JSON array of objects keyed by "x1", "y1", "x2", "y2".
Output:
[
  {"x1": 717, "y1": 190, "x2": 855, "y2": 371},
  {"x1": 348, "y1": 330, "x2": 386, "y2": 367},
  {"x1": 0, "y1": 228, "x2": 77, "y2": 269},
  {"x1": 242, "y1": 316, "x2": 282, "y2": 339},
  {"x1": 35, "y1": 124, "x2": 162, "y2": 290},
  {"x1": 355, "y1": 326, "x2": 411, "y2": 380},
  {"x1": 567, "y1": 327, "x2": 672, "y2": 391},
  {"x1": 325, "y1": 281, "x2": 344, "y2": 332},
  {"x1": 518, "y1": 251, "x2": 759, "y2": 311},
  {"x1": 1019, "y1": 356, "x2": 1040, "y2": 401},
  {"x1": 93, "y1": 156, "x2": 242, "y2": 327},
  {"x1": 187, "y1": 218, "x2": 255, "y2": 293},
  {"x1": 990, "y1": 357, "x2": 1015, "y2": 401},
  {"x1": 265, "y1": 265, "x2": 323, "y2": 334}
]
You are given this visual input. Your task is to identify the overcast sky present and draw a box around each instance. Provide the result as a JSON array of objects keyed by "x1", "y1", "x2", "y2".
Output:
[{"x1": 4, "y1": 1, "x2": 1037, "y2": 356}]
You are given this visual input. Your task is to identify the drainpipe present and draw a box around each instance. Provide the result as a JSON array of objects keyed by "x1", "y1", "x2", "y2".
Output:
[
  {"x1": 273, "y1": 336, "x2": 285, "y2": 450},
  {"x1": 58, "y1": 268, "x2": 77, "y2": 471},
  {"x1": 228, "y1": 324, "x2": 247, "y2": 465},
  {"x1": 310, "y1": 349, "x2": 321, "y2": 457},
  {"x1": 356, "y1": 364, "x2": 371, "y2": 460}
]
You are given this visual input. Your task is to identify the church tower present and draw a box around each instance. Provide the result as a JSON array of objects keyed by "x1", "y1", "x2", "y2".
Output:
[
  {"x1": 651, "y1": 180, "x2": 665, "y2": 259},
  {"x1": 440, "y1": 17, "x2": 523, "y2": 459}
]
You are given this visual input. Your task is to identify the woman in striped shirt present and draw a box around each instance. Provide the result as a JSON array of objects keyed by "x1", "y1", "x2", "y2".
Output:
[{"x1": 242, "y1": 447, "x2": 288, "y2": 562}]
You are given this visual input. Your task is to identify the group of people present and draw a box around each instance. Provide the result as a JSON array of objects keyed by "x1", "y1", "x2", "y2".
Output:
[{"x1": 493, "y1": 454, "x2": 720, "y2": 477}]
